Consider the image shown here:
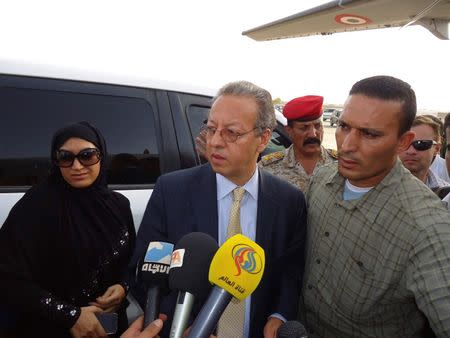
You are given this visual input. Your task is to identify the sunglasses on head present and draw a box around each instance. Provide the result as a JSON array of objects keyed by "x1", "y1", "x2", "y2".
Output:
[
  {"x1": 55, "y1": 148, "x2": 101, "y2": 168},
  {"x1": 410, "y1": 140, "x2": 437, "y2": 151}
]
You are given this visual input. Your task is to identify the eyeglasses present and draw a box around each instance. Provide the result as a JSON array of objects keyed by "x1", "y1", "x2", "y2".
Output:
[
  {"x1": 410, "y1": 140, "x2": 437, "y2": 151},
  {"x1": 202, "y1": 124, "x2": 259, "y2": 143},
  {"x1": 55, "y1": 148, "x2": 101, "y2": 167}
]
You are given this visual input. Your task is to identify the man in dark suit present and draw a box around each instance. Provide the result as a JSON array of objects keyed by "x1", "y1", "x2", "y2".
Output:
[{"x1": 130, "y1": 80, "x2": 307, "y2": 338}]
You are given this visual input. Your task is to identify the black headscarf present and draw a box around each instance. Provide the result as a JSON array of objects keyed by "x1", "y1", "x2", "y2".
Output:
[
  {"x1": 49, "y1": 120, "x2": 108, "y2": 189},
  {"x1": 0, "y1": 122, "x2": 135, "y2": 336}
]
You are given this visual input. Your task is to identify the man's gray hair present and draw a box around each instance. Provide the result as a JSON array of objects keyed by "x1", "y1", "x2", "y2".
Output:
[{"x1": 212, "y1": 80, "x2": 277, "y2": 132}]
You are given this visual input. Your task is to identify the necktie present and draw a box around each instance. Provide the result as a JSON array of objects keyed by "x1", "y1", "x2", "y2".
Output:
[{"x1": 217, "y1": 187, "x2": 246, "y2": 338}]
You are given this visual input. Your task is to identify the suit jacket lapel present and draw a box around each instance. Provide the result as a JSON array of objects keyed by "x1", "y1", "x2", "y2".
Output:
[{"x1": 190, "y1": 164, "x2": 219, "y2": 240}]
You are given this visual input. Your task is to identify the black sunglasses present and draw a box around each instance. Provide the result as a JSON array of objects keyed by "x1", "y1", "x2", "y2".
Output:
[
  {"x1": 55, "y1": 148, "x2": 101, "y2": 168},
  {"x1": 410, "y1": 140, "x2": 437, "y2": 151}
]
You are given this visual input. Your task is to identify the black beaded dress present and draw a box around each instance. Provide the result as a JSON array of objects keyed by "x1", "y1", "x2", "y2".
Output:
[{"x1": 0, "y1": 122, "x2": 136, "y2": 337}]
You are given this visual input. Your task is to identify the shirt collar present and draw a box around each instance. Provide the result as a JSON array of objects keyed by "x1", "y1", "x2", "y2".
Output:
[
  {"x1": 426, "y1": 169, "x2": 439, "y2": 188},
  {"x1": 326, "y1": 158, "x2": 405, "y2": 187},
  {"x1": 284, "y1": 145, "x2": 296, "y2": 168},
  {"x1": 216, "y1": 168, "x2": 259, "y2": 201},
  {"x1": 326, "y1": 159, "x2": 406, "y2": 224}
]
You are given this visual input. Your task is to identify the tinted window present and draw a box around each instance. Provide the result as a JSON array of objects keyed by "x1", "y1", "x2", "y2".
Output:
[
  {"x1": 0, "y1": 86, "x2": 160, "y2": 187},
  {"x1": 186, "y1": 105, "x2": 210, "y2": 164},
  {"x1": 186, "y1": 105, "x2": 209, "y2": 142}
]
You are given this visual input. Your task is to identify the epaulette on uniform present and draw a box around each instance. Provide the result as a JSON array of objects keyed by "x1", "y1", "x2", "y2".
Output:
[
  {"x1": 326, "y1": 148, "x2": 338, "y2": 160},
  {"x1": 260, "y1": 150, "x2": 285, "y2": 166}
]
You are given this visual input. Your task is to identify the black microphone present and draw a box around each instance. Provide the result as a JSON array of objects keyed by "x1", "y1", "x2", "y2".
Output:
[
  {"x1": 168, "y1": 232, "x2": 218, "y2": 338},
  {"x1": 277, "y1": 321, "x2": 308, "y2": 338},
  {"x1": 139, "y1": 241, "x2": 174, "y2": 327}
]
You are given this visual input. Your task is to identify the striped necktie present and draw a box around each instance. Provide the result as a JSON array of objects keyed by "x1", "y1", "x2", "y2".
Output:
[{"x1": 217, "y1": 186, "x2": 246, "y2": 338}]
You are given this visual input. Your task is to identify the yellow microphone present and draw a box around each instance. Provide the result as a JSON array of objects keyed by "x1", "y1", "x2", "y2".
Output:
[{"x1": 187, "y1": 234, "x2": 265, "y2": 338}]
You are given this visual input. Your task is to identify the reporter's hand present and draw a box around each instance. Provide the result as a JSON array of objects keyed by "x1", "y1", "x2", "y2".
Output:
[
  {"x1": 70, "y1": 305, "x2": 107, "y2": 338},
  {"x1": 90, "y1": 284, "x2": 125, "y2": 312},
  {"x1": 121, "y1": 315, "x2": 165, "y2": 338},
  {"x1": 263, "y1": 317, "x2": 283, "y2": 338}
]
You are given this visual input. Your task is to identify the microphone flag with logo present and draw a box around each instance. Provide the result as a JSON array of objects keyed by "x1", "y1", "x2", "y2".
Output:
[
  {"x1": 139, "y1": 241, "x2": 174, "y2": 327},
  {"x1": 168, "y1": 232, "x2": 218, "y2": 338},
  {"x1": 187, "y1": 234, "x2": 265, "y2": 338}
]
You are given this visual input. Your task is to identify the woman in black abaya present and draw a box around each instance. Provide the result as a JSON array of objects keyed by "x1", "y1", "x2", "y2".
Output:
[{"x1": 0, "y1": 121, "x2": 135, "y2": 337}]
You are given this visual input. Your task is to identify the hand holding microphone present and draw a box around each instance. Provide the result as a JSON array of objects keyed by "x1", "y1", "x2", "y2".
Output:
[
  {"x1": 188, "y1": 234, "x2": 265, "y2": 338},
  {"x1": 277, "y1": 321, "x2": 308, "y2": 338},
  {"x1": 120, "y1": 314, "x2": 168, "y2": 338}
]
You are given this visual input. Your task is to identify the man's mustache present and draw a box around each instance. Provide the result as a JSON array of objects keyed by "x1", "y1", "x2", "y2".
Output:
[{"x1": 303, "y1": 138, "x2": 321, "y2": 146}]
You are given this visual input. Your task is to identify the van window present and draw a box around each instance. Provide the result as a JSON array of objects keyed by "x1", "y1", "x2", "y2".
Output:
[
  {"x1": 185, "y1": 105, "x2": 210, "y2": 164},
  {"x1": 0, "y1": 86, "x2": 160, "y2": 188},
  {"x1": 186, "y1": 105, "x2": 209, "y2": 143}
]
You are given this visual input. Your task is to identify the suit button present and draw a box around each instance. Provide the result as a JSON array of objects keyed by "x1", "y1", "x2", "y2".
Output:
[
  {"x1": 307, "y1": 284, "x2": 313, "y2": 290},
  {"x1": 316, "y1": 259, "x2": 321, "y2": 264},
  {"x1": 324, "y1": 231, "x2": 330, "y2": 237}
]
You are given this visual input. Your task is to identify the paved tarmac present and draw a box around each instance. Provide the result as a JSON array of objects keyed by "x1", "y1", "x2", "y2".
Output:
[{"x1": 322, "y1": 123, "x2": 337, "y2": 150}]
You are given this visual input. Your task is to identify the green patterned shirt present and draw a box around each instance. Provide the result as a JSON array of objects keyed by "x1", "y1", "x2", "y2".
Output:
[{"x1": 303, "y1": 160, "x2": 450, "y2": 337}]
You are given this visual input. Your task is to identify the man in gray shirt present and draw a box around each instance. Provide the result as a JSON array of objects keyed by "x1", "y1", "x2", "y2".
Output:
[
  {"x1": 399, "y1": 115, "x2": 450, "y2": 190},
  {"x1": 302, "y1": 75, "x2": 450, "y2": 337}
]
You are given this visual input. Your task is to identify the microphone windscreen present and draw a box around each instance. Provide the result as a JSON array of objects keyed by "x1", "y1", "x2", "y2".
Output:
[
  {"x1": 277, "y1": 321, "x2": 308, "y2": 338},
  {"x1": 139, "y1": 241, "x2": 174, "y2": 285},
  {"x1": 209, "y1": 234, "x2": 265, "y2": 300},
  {"x1": 169, "y1": 232, "x2": 218, "y2": 299}
]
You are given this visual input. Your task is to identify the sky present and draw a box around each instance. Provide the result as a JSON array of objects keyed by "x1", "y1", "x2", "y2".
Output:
[{"x1": 1, "y1": 0, "x2": 449, "y2": 111}]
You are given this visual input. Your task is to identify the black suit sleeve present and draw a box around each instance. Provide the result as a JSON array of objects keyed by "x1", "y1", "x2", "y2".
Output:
[{"x1": 274, "y1": 189, "x2": 307, "y2": 320}]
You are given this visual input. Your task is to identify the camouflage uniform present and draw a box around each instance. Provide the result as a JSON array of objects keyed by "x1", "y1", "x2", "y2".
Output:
[{"x1": 259, "y1": 144, "x2": 337, "y2": 192}]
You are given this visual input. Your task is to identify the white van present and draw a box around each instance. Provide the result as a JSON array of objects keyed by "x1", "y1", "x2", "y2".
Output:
[{"x1": 0, "y1": 61, "x2": 292, "y2": 230}]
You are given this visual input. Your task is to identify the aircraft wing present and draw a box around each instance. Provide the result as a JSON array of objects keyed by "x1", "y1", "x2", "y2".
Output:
[{"x1": 242, "y1": 0, "x2": 450, "y2": 40}]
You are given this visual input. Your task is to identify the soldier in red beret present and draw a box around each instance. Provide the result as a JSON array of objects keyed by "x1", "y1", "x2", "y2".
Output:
[{"x1": 259, "y1": 95, "x2": 337, "y2": 192}]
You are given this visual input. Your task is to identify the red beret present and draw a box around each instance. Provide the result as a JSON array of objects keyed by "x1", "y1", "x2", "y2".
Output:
[{"x1": 283, "y1": 95, "x2": 324, "y2": 121}]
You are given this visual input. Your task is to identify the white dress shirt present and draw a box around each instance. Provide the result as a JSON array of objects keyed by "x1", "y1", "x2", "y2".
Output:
[
  {"x1": 216, "y1": 168, "x2": 285, "y2": 337},
  {"x1": 430, "y1": 155, "x2": 450, "y2": 183}
]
